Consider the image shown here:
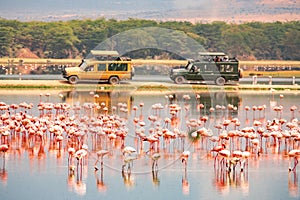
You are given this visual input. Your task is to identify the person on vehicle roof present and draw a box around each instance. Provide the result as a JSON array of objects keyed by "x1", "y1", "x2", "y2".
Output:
[
  {"x1": 222, "y1": 56, "x2": 229, "y2": 61},
  {"x1": 214, "y1": 56, "x2": 221, "y2": 62}
]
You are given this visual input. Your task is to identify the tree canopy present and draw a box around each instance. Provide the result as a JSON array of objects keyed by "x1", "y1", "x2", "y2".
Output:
[{"x1": 0, "y1": 18, "x2": 299, "y2": 60}]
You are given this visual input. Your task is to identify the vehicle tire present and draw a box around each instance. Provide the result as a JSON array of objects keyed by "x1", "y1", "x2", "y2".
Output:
[
  {"x1": 215, "y1": 77, "x2": 226, "y2": 86},
  {"x1": 109, "y1": 76, "x2": 119, "y2": 85},
  {"x1": 174, "y1": 76, "x2": 185, "y2": 84},
  {"x1": 68, "y1": 76, "x2": 78, "y2": 84}
]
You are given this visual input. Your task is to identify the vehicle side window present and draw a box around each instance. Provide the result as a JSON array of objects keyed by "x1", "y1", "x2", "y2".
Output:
[
  {"x1": 220, "y1": 65, "x2": 234, "y2": 72},
  {"x1": 108, "y1": 63, "x2": 128, "y2": 71},
  {"x1": 199, "y1": 64, "x2": 213, "y2": 72},
  {"x1": 85, "y1": 65, "x2": 94, "y2": 71},
  {"x1": 97, "y1": 64, "x2": 106, "y2": 71},
  {"x1": 117, "y1": 63, "x2": 128, "y2": 71},
  {"x1": 108, "y1": 63, "x2": 117, "y2": 71}
]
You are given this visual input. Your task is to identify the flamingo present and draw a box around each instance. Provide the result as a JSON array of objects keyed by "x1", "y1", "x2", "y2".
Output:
[
  {"x1": 45, "y1": 92, "x2": 51, "y2": 102},
  {"x1": 67, "y1": 147, "x2": 76, "y2": 167},
  {"x1": 241, "y1": 151, "x2": 251, "y2": 172},
  {"x1": 229, "y1": 150, "x2": 243, "y2": 172},
  {"x1": 94, "y1": 149, "x2": 109, "y2": 171},
  {"x1": 250, "y1": 138, "x2": 260, "y2": 156},
  {"x1": 219, "y1": 149, "x2": 231, "y2": 171},
  {"x1": 122, "y1": 154, "x2": 137, "y2": 173},
  {"x1": 139, "y1": 102, "x2": 144, "y2": 116},
  {"x1": 151, "y1": 152, "x2": 161, "y2": 171},
  {"x1": 0, "y1": 144, "x2": 9, "y2": 169},
  {"x1": 181, "y1": 150, "x2": 190, "y2": 170},
  {"x1": 244, "y1": 106, "x2": 250, "y2": 119},
  {"x1": 288, "y1": 149, "x2": 300, "y2": 172},
  {"x1": 74, "y1": 149, "x2": 88, "y2": 170},
  {"x1": 122, "y1": 146, "x2": 137, "y2": 172},
  {"x1": 132, "y1": 105, "x2": 138, "y2": 117},
  {"x1": 211, "y1": 143, "x2": 226, "y2": 166},
  {"x1": 122, "y1": 146, "x2": 137, "y2": 156},
  {"x1": 290, "y1": 105, "x2": 297, "y2": 119},
  {"x1": 222, "y1": 119, "x2": 231, "y2": 130}
]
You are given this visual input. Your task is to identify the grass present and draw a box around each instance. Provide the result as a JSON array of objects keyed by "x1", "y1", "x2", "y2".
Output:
[
  {"x1": 0, "y1": 81, "x2": 299, "y2": 92},
  {"x1": 242, "y1": 70, "x2": 300, "y2": 78}
]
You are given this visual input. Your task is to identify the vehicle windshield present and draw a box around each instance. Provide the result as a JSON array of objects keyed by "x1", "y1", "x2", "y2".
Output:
[{"x1": 79, "y1": 59, "x2": 87, "y2": 70}]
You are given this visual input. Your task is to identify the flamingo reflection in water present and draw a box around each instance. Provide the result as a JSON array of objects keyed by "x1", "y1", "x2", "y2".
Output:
[
  {"x1": 122, "y1": 167, "x2": 135, "y2": 188},
  {"x1": 288, "y1": 171, "x2": 299, "y2": 198},
  {"x1": 94, "y1": 165, "x2": 108, "y2": 192},
  {"x1": 182, "y1": 161, "x2": 189, "y2": 195},
  {"x1": 0, "y1": 168, "x2": 8, "y2": 186}
]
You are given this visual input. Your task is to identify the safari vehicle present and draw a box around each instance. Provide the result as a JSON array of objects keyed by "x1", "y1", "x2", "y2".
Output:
[
  {"x1": 62, "y1": 52, "x2": 134, "y2": 84},
  {"x1": 170, "y1": 52, "x2": 242, "y2": 85}
]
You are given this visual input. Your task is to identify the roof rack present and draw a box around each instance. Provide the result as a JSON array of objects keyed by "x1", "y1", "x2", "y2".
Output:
[
  {"x1": 90, "y1": 50, "x2": 119, "y2": 57},
  {"x1": 198, "y1": 52, "x2": 226, "y2": 56}
]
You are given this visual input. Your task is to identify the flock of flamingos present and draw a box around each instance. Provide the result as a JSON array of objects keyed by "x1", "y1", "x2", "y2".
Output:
[{"x1": 0, "y1": 91, "x2": 300, "y2": 194}]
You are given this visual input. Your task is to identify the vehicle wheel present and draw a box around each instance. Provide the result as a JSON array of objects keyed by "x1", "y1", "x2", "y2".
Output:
[
  {"x1": 68, "y1": 76, "x2": 78, "y2": 84},
  {"x1": 215, "y1": 77, "x2": 226, "y2": 86},
  {"x1": 109, "y1": 76, "x2": 119, "y2": 85},
  {"x1": 174, "y1": 76, "x2": 185, "y2": 84}
]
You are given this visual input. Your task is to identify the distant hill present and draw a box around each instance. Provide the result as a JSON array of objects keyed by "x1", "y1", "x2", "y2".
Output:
[{"x1": 0, "y1": 0, "x2": 299, "y2": 23}]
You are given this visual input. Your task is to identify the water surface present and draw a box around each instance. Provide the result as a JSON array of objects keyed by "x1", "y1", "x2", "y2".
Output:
[{"x1": 0, "y1": 89, "x2": 299, "y2": 200}]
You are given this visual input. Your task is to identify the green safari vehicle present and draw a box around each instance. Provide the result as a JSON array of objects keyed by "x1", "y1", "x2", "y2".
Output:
[{"x1": 170, "y1": 52, "x2": 242, "y2": 85}]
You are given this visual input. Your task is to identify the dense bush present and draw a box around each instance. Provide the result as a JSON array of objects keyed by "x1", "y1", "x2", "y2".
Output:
[{"x1": 0, "y1": 18, "x2": 299, "y2": 60}]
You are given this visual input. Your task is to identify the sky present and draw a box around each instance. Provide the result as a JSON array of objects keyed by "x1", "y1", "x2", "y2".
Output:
[{"x1": 0, "y1": 0, "x2": 299, "y2": 22}]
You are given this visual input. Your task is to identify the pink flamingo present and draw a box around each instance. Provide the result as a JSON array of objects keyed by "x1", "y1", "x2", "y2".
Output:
[
  {"x1": 0, "y1": 144, "x2": 9, "y2": 169},
  {"x1": 132, "y1": 105, "x2": 138, "y2": 117},
  {"x1": 244, "y1": 106, "x2": 250, "y2": 119},
  {"x1": 181, "y1": 150, "x2": 190, "y2": 170},
  {"x1": 288, "y1": 149, "x2": 300, "y2": 172},
  {"x1": 219, "y1": 149, "x2": 231, "y2": 171},
  {"x1": 94, "y1": 149, "x2": 109, "y2": 171},
  {"x1": 290, "y1": 105, "x2": 297, "y2": 119},
  {"x1": 211, "y1": 143, "x2": 226, "y2": 167},
  {"x1": 151, "y1": 152, "x2": 161, "y2": 171}
]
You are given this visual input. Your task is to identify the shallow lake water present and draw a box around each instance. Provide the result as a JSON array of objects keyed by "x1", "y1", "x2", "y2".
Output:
[{"x1": 0, "y1": 88, "x2": 299, "y2": 200}]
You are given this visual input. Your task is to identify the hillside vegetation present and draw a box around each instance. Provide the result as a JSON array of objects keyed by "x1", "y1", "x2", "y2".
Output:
[{"x1": 0, "y1": 18, "x2": 299, "y2": 60}]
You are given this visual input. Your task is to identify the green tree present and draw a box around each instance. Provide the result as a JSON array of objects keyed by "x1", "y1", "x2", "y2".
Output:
[
  {"x1": 0, "y1": 26, "x2": 15, "y2": 57},
  {"x1": 43, "y1": 22, "x2": 79, "y2": 58}
]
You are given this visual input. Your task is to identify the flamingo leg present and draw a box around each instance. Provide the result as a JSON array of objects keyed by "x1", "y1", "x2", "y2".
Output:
[
  {"x1": 94, "y1": 158, "x2": 99, "y2": 170},
  {"x1": 292, "y1": 158, "x2": 299, "y2": 171}
]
